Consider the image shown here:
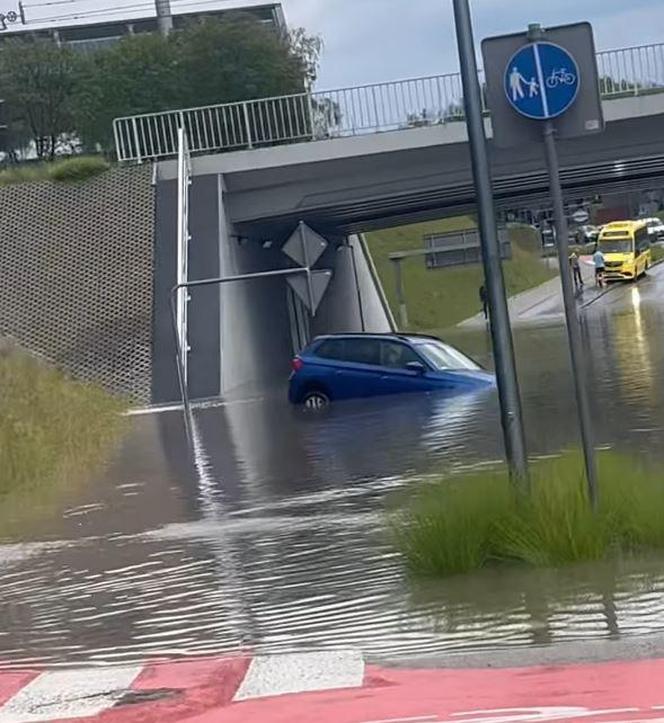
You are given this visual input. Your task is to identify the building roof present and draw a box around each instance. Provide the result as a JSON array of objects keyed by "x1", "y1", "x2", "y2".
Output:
[{"x1": 1, "y1": 3, "x2": 286, "y2": 47}]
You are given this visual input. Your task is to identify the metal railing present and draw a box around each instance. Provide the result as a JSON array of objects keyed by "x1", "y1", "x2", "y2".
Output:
[{"x1": 114, "y1": 42, "x2": 664, "y2": 163}]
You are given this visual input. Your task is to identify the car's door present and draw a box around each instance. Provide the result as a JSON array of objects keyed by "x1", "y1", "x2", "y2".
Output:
[
  {"x1": 333, "y1": 338, "x2": 383, "y2": 399},
  {"x1": 376, "y1": 340, "x2": 434, "y2": 396}
]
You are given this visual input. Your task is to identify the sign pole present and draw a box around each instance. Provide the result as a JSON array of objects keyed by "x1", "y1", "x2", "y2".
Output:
[
  {"x1": 452, "y1": 0, "x2": 529, "y2": 485},
  {"x1": 542, "y1": 121, "x2": 599, "y2": 508},
  {"x1": 522, "y1": 22, "x2": 598, "y2": 508}
]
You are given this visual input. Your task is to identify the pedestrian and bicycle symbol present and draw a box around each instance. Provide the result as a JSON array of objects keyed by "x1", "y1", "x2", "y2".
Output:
[{"x1": 504, "y1": 42, "x2": 580, "y2": 120}]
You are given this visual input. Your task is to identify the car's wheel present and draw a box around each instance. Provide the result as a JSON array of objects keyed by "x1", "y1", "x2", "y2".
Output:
[{"x1": 302, "y1": 389, "x2": 330, "y2": 411}]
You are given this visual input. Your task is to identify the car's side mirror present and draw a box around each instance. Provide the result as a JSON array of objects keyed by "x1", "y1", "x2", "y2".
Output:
[{"x1": 406, "y1": 361, "x2": 426, "y2": 374}]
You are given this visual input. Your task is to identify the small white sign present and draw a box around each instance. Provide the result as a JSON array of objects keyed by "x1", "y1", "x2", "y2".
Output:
[{"x1": 572, "y1": 209, "x2": 590, "y2": 224}]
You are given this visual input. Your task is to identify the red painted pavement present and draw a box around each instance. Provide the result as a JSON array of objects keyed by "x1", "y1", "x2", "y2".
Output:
[
  {"x1": 5, "y1": 655, "x2": 664, "y2": 722},
  {"x1": 0, "y1": 669, "x2": 38, "y2": 706},
  {"x1": 166, "y1": 657, "x2": 664, "y2": 723}
]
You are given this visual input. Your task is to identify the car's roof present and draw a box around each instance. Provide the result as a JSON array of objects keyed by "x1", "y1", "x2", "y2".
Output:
[{"x1": 311, "y1": 332, "x2": 441, "y2": 346}]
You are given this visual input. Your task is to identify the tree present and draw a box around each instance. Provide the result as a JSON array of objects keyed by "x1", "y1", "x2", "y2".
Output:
[
  {"x1": 175, "y1": 14, "x2": 316, "y2": 106},
  {"x1": 75, "y1": 32, "x2": 180, "y2": 152},
  {"x1": 0, "y1": 39, "x2": 85, "y2": 159},
  {"x1": 0, "y1": 14, "x2": 322, "y2": 158},
  {"x1": 78, "y1": 13, "x2": 322, "y2": 153}
]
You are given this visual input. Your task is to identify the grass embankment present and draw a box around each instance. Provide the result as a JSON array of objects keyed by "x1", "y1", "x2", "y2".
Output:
[
  {"x1": 365, "y1": 219, "x2": 555, "y2": 331},
  {"x1": 0, "y1": 350, "x2": 126, "y2": 534},
  {"x1": 651, "y1": 245, "x2": 664, "y2": 264},
  {"x1": 0, "y1": 156, "x2": 110, "y2": 187},
  {"x1": 392, "y1": 450, "x2": 664, "y2": 577}
]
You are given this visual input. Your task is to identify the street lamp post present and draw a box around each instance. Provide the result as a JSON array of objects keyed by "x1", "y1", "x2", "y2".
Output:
[{"x1": 451, "y1": 0, "x2": 529, "y2": 484}]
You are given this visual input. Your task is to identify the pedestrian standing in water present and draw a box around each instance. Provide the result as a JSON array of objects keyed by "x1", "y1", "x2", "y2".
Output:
[
  {"x1": 569, "y1": 251, "x2": 583, "y2": 290},
  {"x1": 593, "y1": 247, "x2": 607, "y2": 288},
  {"x1": 479, "y1": 284, "x2": 488, "y2": 320}
]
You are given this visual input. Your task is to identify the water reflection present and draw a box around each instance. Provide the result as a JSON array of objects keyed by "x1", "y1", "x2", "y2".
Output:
[{"x1": 1, "y1": 273, "x2": 664, "y2": 666}]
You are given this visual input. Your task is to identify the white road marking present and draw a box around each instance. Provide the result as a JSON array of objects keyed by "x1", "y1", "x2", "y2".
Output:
[
  {"x1": 233, "y1": 650, "x2": 364, "y2": 701},
  {"x1": 126, "y1": 395, "x2": 264, "y2": 416},
  {"x1": 361, "y1": 716, "x2": 439, "y2": 723},
  {"x1": 0, "y1": 666, "x2": 143, "y2": 722}
]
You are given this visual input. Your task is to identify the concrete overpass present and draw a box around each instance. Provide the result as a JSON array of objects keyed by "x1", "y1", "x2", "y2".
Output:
[
  {"x1": 157, "y1": 92, "x2": 664, "y2": 241},
  {"x1": 135, "y1": 42, "x2": 664, "y2": 403}
]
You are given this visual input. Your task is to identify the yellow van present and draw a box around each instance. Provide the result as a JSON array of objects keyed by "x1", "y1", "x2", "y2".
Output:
[{"x1": 597, "y1": 220, "x2": 652, "y2": 281}]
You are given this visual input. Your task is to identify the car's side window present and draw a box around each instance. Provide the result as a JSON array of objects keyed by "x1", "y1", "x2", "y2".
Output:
[
  {"x1": 315, "y1": 339, "x2": 346, "y2": 360},
  {"x1": 380, "y1": 341, "x2": 421, "y2": 369},
  {"x1": 344, "y1": 339, "x2": 380, "y2": 365}
]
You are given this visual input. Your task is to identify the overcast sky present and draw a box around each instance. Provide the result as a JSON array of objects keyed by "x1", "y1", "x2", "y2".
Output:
[
  {"x1": 23, "y1": 0, "x2": 664, "y2": 90},
  {"x1": 284, "y1": 0, "x2": 664, "y2": 88}
]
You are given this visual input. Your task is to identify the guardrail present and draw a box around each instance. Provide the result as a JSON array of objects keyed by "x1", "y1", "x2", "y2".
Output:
[{"x1": 114, "y1": 42, "x2": 664, "y2": 163}]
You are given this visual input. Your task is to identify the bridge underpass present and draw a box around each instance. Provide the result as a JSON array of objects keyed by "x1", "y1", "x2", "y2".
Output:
[{"x1": 150, "y1": 86, "x2": 664, "y2": 405}]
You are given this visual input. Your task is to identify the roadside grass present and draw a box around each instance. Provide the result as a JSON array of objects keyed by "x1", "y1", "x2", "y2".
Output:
[
  {"x1": 0, "y1": 156, "x2": 110, "y2": 187},
  {"x1": 365, "y1": 219, "x2": 555, "y2": 331},
  {"x1": 0, "y1": 349, "x2": 126, "y2": 536},
  {"x1": 651, "y1": 244, "x2": 664, "y2": 264},
  {"x1": 391, "y1": 450, "x2": 664, "y2": 577}
]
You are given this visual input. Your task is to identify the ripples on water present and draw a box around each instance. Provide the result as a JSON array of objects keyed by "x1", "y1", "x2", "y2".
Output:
[{"x1": 2, "y1": 274, "x2": 664, "y2": 667}]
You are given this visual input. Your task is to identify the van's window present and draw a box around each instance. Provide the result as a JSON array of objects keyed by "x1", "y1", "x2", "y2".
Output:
[
  {"x1": 600, "y1": 238, "x2": 633, "y2": 254},
  {"x1": 418, "y1": 342, "x2": 481, "y2": 371},
  {"x1": 380, "y1": 341, "x2": 421, "y2": 369},
  {"x1": 635, "y1": 227, "x2": 650, "y2": 252}
]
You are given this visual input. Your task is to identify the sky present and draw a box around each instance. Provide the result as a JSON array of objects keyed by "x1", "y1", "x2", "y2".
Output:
[{"x1": 19, "y1": 0, "x2": 664, "y2": 90}]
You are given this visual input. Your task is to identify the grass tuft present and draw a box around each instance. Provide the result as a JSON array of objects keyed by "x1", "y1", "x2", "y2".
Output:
[
  {"x1": 391, "y1": 450, "x2": 664, "y2": 577},
  {"x1": 0, "y1": 156, "x2": 110, "y2": 187},
  {"x1": 47, "y1": 156, "x2": 110, "y2": 182}
]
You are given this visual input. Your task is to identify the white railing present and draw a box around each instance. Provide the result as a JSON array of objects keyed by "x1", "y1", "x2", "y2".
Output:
[{"x1": 114, "y1": 42, "x2": 664, "y2": 163}]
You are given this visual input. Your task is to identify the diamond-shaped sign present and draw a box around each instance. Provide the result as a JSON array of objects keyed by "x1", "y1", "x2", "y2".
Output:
[
  {"x1": 287, "y1": 270, "x2": 333, "y2": 315},
  {"x1": 282, "y1": 222, "x2": 328, "y2": 268}
]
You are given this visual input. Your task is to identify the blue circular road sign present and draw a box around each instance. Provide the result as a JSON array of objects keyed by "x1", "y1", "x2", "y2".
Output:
[{"x1": 504, "y1": 42, "x2": 580, "y2": 120}]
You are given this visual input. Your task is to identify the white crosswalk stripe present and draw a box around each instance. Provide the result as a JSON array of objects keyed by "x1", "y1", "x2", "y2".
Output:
[
  {"x1": 233, "y1": 650, "x2": 364, "y2": 701},
  {"x1": 0, "y1": 666, "x2": 143, "y2": 722}
]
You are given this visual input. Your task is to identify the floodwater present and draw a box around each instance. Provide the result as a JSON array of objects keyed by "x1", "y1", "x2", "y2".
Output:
[{"x1": 2, "y1": 269, "x2": 664, "y2": 668}]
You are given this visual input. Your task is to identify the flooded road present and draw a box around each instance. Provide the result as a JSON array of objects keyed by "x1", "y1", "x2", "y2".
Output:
[{"x1": 2, "y1": 268, "x2": 664, "y2": 668}]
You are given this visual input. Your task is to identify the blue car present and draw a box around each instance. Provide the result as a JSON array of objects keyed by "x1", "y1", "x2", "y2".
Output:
[{"x1": 288, "y1": 333, "x2": 495, "y2": 408}]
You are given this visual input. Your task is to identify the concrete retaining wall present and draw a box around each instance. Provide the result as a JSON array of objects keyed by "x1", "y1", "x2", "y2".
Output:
[{"x1": 0, "y1": 165, "x2": 154, "y2": 402}]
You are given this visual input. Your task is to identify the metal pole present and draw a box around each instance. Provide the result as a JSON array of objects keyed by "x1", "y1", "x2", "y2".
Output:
[
  {"x1": 299, "y1": 221, "x2": 315, "y2": 314},
  {"x1": 155, "y1": 0, "x2": 173, "y2": 36},
  {"x1": 348, "y1": 241, "x2": 366, "y2": 332},
  {"x1": 452, "y1": 0, "x2": 528, "y2": 483},
  {"x1": 542, "y1": 122, "x2": 599, "y2": 508},
  {"x1": 392, "y1": 258, "x2": 408, "y2": 328}
]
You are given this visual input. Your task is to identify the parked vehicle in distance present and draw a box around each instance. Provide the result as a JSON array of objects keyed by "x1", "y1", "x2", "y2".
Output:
[
  {"x1": 289, "y1": 333, "x2": 495, "y2": 409},
  {"x1": 576, "y1": 224, "x2": 599, "y2": 244},
  {"x1": 642, "y1": 217, "x2": 664, "y2": 241},
  {"x1": 597, "y1": 219, "x2": 652, "y2": 281}
]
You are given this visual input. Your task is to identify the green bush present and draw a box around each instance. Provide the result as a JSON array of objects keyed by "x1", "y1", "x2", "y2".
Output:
[
  {"x1": 0, "y1": 165, "x2": 45, "y2": 186},
  {"x1": 47, "y1": 156, "x2": 110, "y2": 182},
  {"x1": 391, "y1": 450, "x2": 664, "y2": 577}
]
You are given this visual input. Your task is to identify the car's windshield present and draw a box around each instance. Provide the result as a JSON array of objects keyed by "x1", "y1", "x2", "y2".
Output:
[
  {"x1": 417, "y1": 341, "x2": 481, "y2": 371},
  {"x1": 600, "y1": 239, "x2": 633, "y2": 254}
]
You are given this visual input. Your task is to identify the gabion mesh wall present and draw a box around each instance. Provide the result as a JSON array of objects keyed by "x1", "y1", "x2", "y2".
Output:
[{"x1": 0, "y1": 165, "x2": 154, "y2": 403}]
